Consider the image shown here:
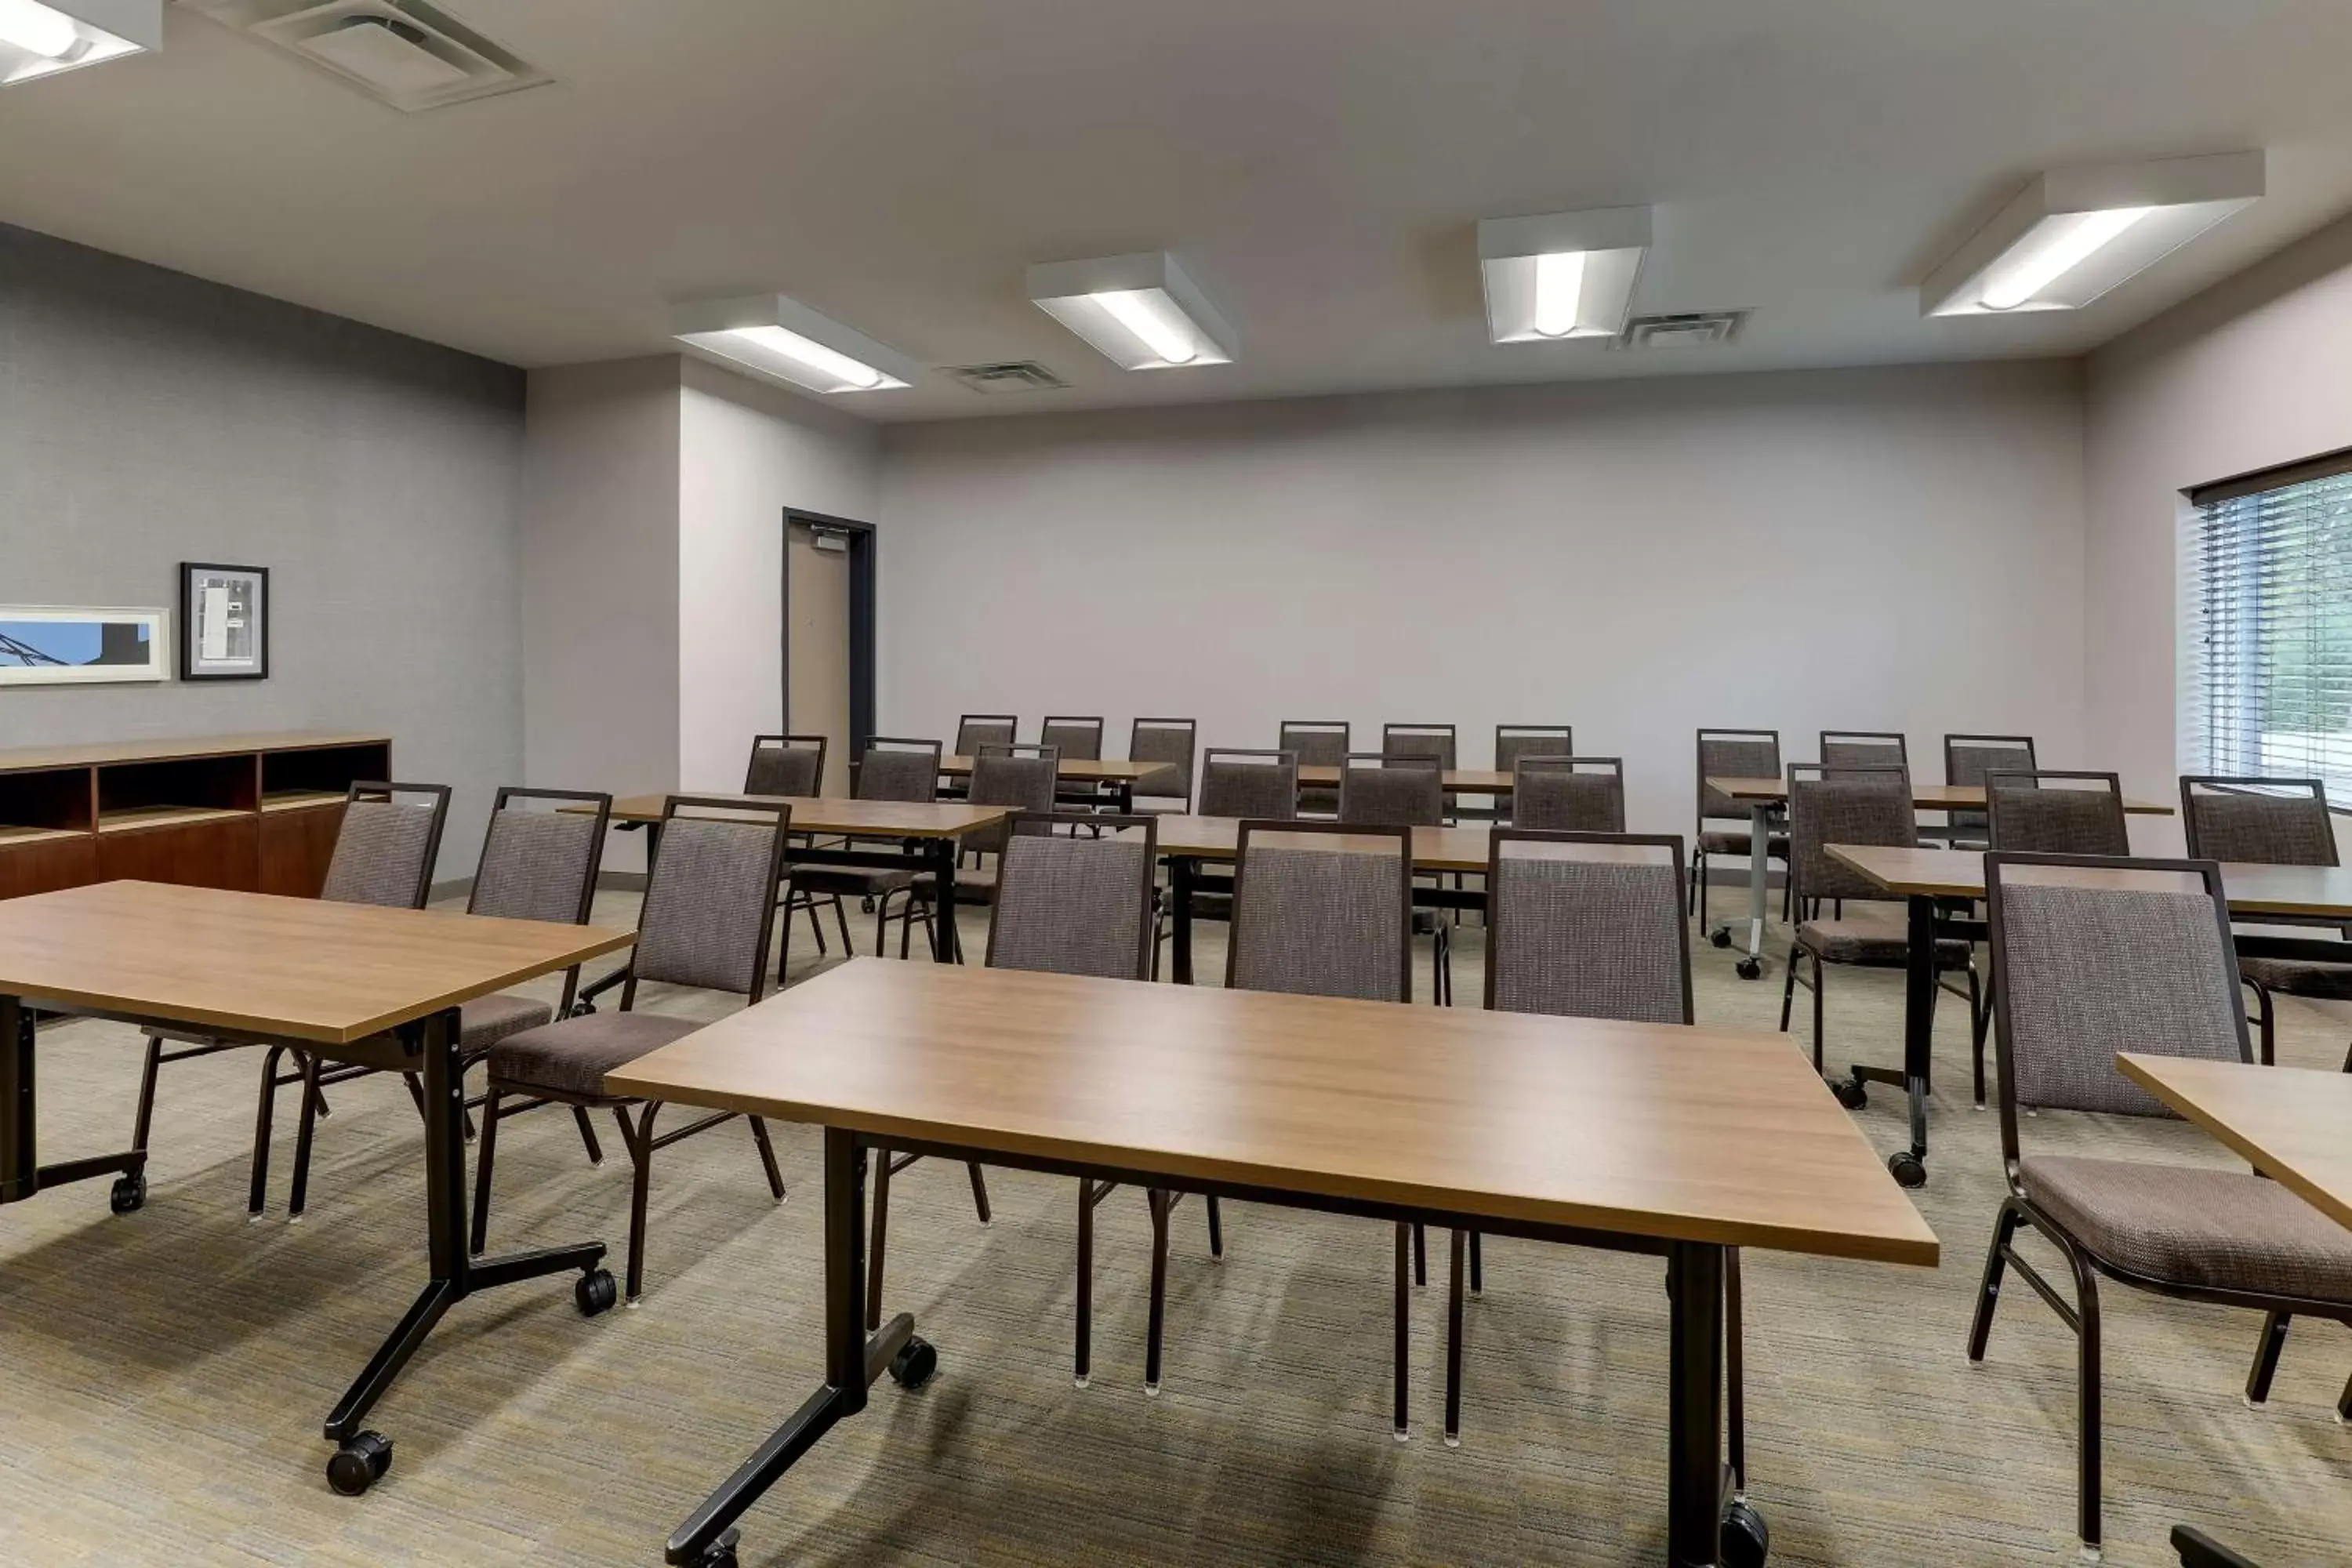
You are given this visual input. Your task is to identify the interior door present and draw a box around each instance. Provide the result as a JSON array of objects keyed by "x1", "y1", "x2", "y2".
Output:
[{"x1": 786, "y1": 521, "x2": 854, "y2": 796}]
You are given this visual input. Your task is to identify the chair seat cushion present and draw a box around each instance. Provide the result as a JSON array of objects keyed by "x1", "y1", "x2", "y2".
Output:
[
  {"x1": 459, "y1": 993, "x2": 556, "y2": 1053},
  {"x1": 2020, "y1": 1154, "x2": 2352, "y2": 1302},
  {"x1": 2237, "y1": 955, "x2": 2352, "y2": 1000},
  {"x1": 488, "y1": 1010, "x2": 704, "y2": 1099},
  {"x1": 1699, "y1": 829, "x2": 1790, "y2": 857},
  {"x1": 1796, "y1": 909, "x2": 1972, "y2": 967},
  {"x1": 789, "y1": 863, "x2": 920, "y2": 898}
]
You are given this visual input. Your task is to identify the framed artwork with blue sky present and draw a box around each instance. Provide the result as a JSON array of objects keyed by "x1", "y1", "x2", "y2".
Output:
[{"x1": 0, "y1": 607, "x2": 170, "y2": 686}]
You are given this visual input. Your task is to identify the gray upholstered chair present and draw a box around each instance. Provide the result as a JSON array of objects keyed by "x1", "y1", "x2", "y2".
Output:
[
  {"x1": 1943, "y1": 733, "x2": 2037, "y2": 846},
  {"x1": 1385, "y1": 723, "x2": 1459, "y2": 822},
  {"x1": 1461, "y1": 724, "x2": 1573, "y2": 823},
  {"x1": 742, "y1": 734, "x2": 826, "y2": 797},
  {"x1": 1340, "y1": 753, "x2": 1453, "y2": 1002},
  {"x1": 132, "y1": 780, "x2": 451, "y2": 1221},
  {"x1": 1693, "y1": 728, "x2": 1789, "y2": 924},
  {"x1": 1228, "y1": 819, "x2": 1424, "y2": 1435},
  {"x1": 1039, "y1": 715, "x2": 1104, "y2": 760},
  {"x1": 2182, "y1": 775, "x2": 2350, "y2": 1066},
  {"x1": 945, "y1": 715, "x2": 1017, "y2": 799},
  {"x1": 786, "y1": 736, "x2": 942, "y2": 966},
  {"x1": 1987, "y1": 770, "x2": 2130, "y2": 857},
  {"x1": 1511, "y1": 756, "x2": 1627, "y2": 833},
  {"x1": 1820, "y1": 729, "x2": 1908, "y2": 775},
  {"x1": 1127, "y1": 717, "x2": 1198, "y2": 812},
  {"x1": 471, "y1": 797, "x2": 793, "y2": 1305},
  {"x1": 1778, "y1": 763, "x2": 1980, "y2": 1077},
  {"x1": 949, "y1": 742, "x2": 1060, "y2": 887},
  {"x1": 1279, "y1": 719, "x2": 1349, "y2": 815},
  {"x1": 1200, "y1": 748, "x2": 1301, "y2": 820},
  {"x1": 1965, "y1": 854, "x2": 2352, "y2": 1563}
]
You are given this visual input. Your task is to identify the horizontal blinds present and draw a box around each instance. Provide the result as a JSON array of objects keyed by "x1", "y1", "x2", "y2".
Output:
[{"x1": 2183, "y1": 466, "x2": 2352, "y2": 806}]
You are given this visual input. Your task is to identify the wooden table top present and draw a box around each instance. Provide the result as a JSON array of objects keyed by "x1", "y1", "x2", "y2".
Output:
[
  {"x1": 1150, "y1": 815, "x2": 1497, "y2": 873},
  {"x1": 608, "y1": 959, "x2": 1939, "y2": 1266},
  {"x1": 0, "y1": 731, "x2": 390, "y2": 775},
  {"x1": 1707, "y1": 777, "x2": 2172, "y2": 814},
  {"x1": 2118, "y1": 1055, "x2": 2352, "y2": 1232},
  {"x1": 1293, "y1": 764, "x2": 1515, "y2": 793},
  {"x1": 936, "y1": 755, "x2": 1160, "y2": 783},
  {"x1": 0, "y1": 880, "x2": 634, "y2": 1045},
  {"x1": 1828, "y1": 844, "x2": 2352, "y2": 917},
  {"x1": 598, "y1": 793, "x2": 1014, "y2": 840}
]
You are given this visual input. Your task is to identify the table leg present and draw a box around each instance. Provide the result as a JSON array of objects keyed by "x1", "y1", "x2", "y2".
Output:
[
  {"x1": 929, "y1": 840, "x2": 961, "y2": 962},
  {"x1": 1668, "y1": 1241, "x2": 1729, "y2": 1567},
  {"x1": 1171, "y1": 855, "x2": 1196, "y2": 985},
  {"x1": 1, "y1": 992, "x2": 147, "y2": 1210}
]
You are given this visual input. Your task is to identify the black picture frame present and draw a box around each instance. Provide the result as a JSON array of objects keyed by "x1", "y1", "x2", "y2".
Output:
[{"x1": 178, "y1": 562, "x2": 270, "y2": 681}]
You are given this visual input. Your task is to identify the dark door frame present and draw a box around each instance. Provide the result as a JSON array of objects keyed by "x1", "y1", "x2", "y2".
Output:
[{"x1": 780, "y1": 508, "x2": 878, "y2": 763}]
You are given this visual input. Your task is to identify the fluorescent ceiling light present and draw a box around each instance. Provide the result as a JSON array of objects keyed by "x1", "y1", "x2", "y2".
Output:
[
  {"x1": 0, "y1": 0, "x2": 157, "y2": 85},
  {"x1": 671, "y1": 294, "x2": 916, "y2": 397},
  {"x1": 1922, "y1": 152, "x2": 2263, "y2": 318},
  {"x1": 1028, "y1": 253, "x2": 1236, "y2": 371},
  {"x1": 1477, "y1": 207, "x2": 1651, "y2": 345}
]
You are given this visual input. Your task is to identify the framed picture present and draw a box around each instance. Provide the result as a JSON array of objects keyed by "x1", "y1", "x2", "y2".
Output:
[
  {"x1": 0, "y1": 606, "x2": 171, "y2": 686},
  {"x1": 179, "y1": 563, "x2": 269, "y2": 681}
]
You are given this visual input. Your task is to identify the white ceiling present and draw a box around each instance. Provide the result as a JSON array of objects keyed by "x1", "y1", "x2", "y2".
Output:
[{"x1": 5, "y1": 0, "x2": 2352, "y2": 421}]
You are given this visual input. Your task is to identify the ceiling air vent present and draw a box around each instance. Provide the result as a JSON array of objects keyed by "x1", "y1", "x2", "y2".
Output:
[
  {"x1": 943, "y1": 361, "x2": 1069, "y2": 395},
  {"x1": 183, "y1": 0, "x2": 551, "y2": 113},
  {"x1": 1614, "y1": 310, "x2": 1749, "y2": 350}
]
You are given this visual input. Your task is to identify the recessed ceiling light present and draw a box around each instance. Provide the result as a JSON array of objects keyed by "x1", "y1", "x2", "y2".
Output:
[
  {"x1": 1477, "y1": 207, "x2": 1651, "y2": 344},
  {"x1": 1028, "y1": 253, "x2": 1236, "y2": 371},
  {"x1": 1922, "y1": 152, "x2": 2263, "y2": 318},
  {"x1": 0, "y1": 0, "x2": 158, "y2": 86},
  {"x1": 671, "y1": 295, "x2": 917, "y2": 397}
]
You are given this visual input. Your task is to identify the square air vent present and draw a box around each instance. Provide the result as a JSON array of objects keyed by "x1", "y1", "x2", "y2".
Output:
[
  {"x1": 183, "y1": 0, "x2": 551, "y2": 112},
  {"x1": 1614, "y1": 310, "x2": 1750, "y2": 350},
  {"x1": 943, "y1": 361, "x2": 1069, "y2": 394}
]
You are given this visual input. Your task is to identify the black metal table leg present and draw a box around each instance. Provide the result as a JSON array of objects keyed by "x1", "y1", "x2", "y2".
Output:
[
  {"x1": 1170, "y1": 855, "x2": 1196, "y2": 985},
  {"x1": 929, "y1": 839, "x2": 961, "y2": 962},
  {"x1": 2, "y1": 992, "x2": 149, "y2": 1211},
  {"x1": 1668, "y1": 1241, "x2": 1728, "y2": 1567}
]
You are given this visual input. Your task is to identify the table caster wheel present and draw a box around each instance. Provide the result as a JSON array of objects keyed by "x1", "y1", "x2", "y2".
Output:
[
  {"x1": 109, "y1": 1172, "x2": 146, "y2": 1214},
  {"x1": 1710, "y1": 927, "x2": 1733, "y2": 949},
  {"x1": 697, "y1": 1527, "x2": 740, "y2": 1568},
  {"x1": 888, "y1": 1334, "x2": 937, "y2": 1388},
  {"x1": 575, "y1": 1268, "x2": 618, "y2": 1317},
  {"x1": 1889, "y1": 1151, "x2": 1926, "y2": 1189},
  {"x1": 1720, "y1": 1498, "x2": 1769, "y2": 1566},
  {"x1": 1734, "y1": 956, "x2": 1762, "y2": 981},
  {"x1": 1832, "y1": 1078, "x2": 1867, "y2": 1111},
  {"x1": 326, "y1": 1431, "x2": 392, "y2": 1496}
]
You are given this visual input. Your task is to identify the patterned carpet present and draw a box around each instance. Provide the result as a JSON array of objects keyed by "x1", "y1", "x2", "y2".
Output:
[{"x1": 2, "y1": 887, "x2": 2347, "y2": 1566}]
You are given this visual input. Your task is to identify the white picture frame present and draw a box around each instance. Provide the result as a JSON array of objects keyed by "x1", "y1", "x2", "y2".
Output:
[{"x1": 0, "y1": 606, "x2": 171, "y2": 686}]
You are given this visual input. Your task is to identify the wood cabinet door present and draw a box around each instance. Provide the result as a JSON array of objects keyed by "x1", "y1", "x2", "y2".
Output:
[
  {"x1": 95, "y1": 817, "x2": 261, "y2": 891},
  {"x1": 259, "y1": 801, "x2": 347, "y2": 898}
]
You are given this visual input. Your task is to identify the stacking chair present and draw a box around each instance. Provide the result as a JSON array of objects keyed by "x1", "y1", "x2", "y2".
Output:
[
  {"x1": 129, "y1": 781, "x2": 450, "y2": 1220},
  {"x1": 470, "y1": 797, "x2": 793, "y2": 1305},
  {"x1": 1165, "y1": 750, "x2": 1299, "y2": 956},
  {"x1": 786, "y1": 736, "x2": 942, "y2": 965},
  {"x1": 1820, "y1": 730, "x2": 1908, "y2": 775},
  {"x1": 1128, "y1": 717, "x2": 1198, "y2": 812},
  {"x1": 1340, "y1": 753, "x2": 1453, "y2": 1003},
  {"x1": 1943, "y1": 733, "x2": 2036, "y2": 847},
  {"x1": 1226, "y1": 819, "x2": 1424, "y2": 1433},
  {"x1": 1692, "y1": 728, "x2": 1788, "y2": 925},
  {"x1": 1965, "y1": 853, "x2": 2352, "y2": 1563},
  {"x1": 1384, "y1": 723, "x2": 1457, "y2": 820},
  {"x1": 945, "y1": 715, "x2": 1017, "y2": 799},
  {"x1": 1039, "y1": 715, "x2": 1104, "y2": 760},
  {"x1": 280, "y1": 788, "x2": 614, "y2": 1220},
  {"x1": 1460, "y1": 724, "x2": 1574, "y2": 823},
  {"x1": 910, "y1": 741, "x2": 1058, "y2": 964},
  {"x1": 1511, "y1": 756, "x2": 1626, "y2": 832},
  {"x1": 742, "y1": 733, "x2": 826, "y2": 797},
  {"x1": 1279, "y1": 719, "x2": 1349, "y2": 815},
  {"x1": 1779, "y1": 763, "x2": 1980, "y2": 1078},
  {"x1": 2181, "y1": 776, "x2": 2350, "y2": 1066},
  {"x1": 1986, "y1": 771, "x2": 2130, "y2": 857}
]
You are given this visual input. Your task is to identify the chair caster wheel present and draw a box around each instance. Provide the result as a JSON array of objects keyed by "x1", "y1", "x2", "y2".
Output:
[
  {"x1": 575, "y1": 1268, "x2": 618, "y2": 1317},
  {"x1": 1889, "y1": 1151, "x2": 1926, "y2": 1188},
  {"x1": 697, "y1": 1527, "x2": 740, "y2": 1568},
  {"x1": 1710, "y1": 927, "x2": 1733, "y2": 949},
  {"x1": 888, "y1": 1334, "x2": 937, "y2": 1388},
  {"x1": 1734, "y1": 956, "x2": 1762, "y2": 980},
  {"x1": 1720, "y1": 1498, "x2": 1769, "y2": 1566},
  {"x1": 326, "y1": 1431, "x2": 392, "y2": 1496},
  {"x1": 109, "y1": 1172, "x2": 146, "y2": 1214},
  {"x1": 1832, "y1": 1078, "x2": 1867, "y2": 1111}
]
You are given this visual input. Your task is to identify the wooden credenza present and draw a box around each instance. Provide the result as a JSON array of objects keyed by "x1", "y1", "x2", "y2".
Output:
[{"x1": 0, "y1": 732, "x2": 392, "y2": 902}]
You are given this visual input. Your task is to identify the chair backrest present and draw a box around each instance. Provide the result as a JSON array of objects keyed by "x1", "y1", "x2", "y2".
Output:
[
  {"x1": 1697, "y1": 729, "x2": 1780, "y2": 822},
  {"x1": 631, "y1": 797, "x2": 793, "y2": 1000},
  {"x1": 1382, "y1": 723, "x2": 1457, "y2": 771},
  {"x1": 1786, "y1": 762, "x2": 1914, "y2": 904},
  {"x1": 969, "y1": 744, "x2": 1060, "y2": 855},
  {"x1": 1944, "y1": 733, "x2": 2036, "y2": 834},
  {"x1": 1277, "y1": 720, "x2": 1351, "y2": 769},
  {"x1": 1987, "y1": 771, "x2": 2129, "y2": 856},
  {"x1": 1129, "y1": 717, "x2": 1198, "y2": 805},
  {"x1": 2180, "y1": 776, "x2": 2338, "y2": 866},
  {"x1": 1200, "y1": 748, "x2": 1300, "y2": 820},
  {"x1": 1039, "y1": 716, "x2": 1104, "y2": 761},
  {"x1": 1486, "y1": 830, "x2": 1690, "y2": 1023},
  {"x1": 854, "y1": 737, "x2": 943, "y2": 804},
  {"x1": 467, "y1": 788, "x2": 610, "y2": 927},
  {"x1": 985, "y1": 813, "x2": 1157, "y2": 981},
  {"x1": 1338, "y1": 752, "x2": 1443, "y2": 827},
  {"x1": 1820, "y1": 731, "x2": 1908, "y2": 779},
  {"x1": 743, "y1": 734, "x2": 826, "y2": 798},
  {"x1": 1512, "y1": 756, "x2": 1627, "y2": 833},
  {"x1": 1228, "y1": 820, "x2": 1412, "y2": 1002},
  {"x1": 321, "y1": 782, "x2": 451, "y2": 909},
  {"x1": 1495, "y1": 724, "x2": 1574, "y2": 777},
  {"x1": 955, "y1": 714, "x2": 1018, "y2": 756},
  {"x1": 1985, "y1": 854, "x2": 2249, "y2": 1167}
]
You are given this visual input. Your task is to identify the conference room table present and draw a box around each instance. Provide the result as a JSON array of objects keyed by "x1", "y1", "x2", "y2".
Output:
[
  {"x1": 0, "y1": 879, "x2": 636, "y2": 1495},
  {"x1": 1826, "y1": 844, "x2": 2352, "y2": 1191},
  {"x1": 596, "y1": 793, "x2": 1015, "y2": 962},
  {"x1": 606, "y1": 957, "x2": 1940, "y2": 1568},
  {"x1": 1700, "y1": 777, "x2": 2174, "y2": 978}
]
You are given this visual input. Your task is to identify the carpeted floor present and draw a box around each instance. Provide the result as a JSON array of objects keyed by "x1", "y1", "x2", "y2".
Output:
[{"x1": 2, "y1": 887, "x2": 2347, "y2": 1566}]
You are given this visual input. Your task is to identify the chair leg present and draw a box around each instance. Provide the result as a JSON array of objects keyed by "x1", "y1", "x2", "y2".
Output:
[
  {"x1": 1778, "y1": 949, "x2": 1798, "y2": 1032},
  {"x1": 2068, "y1": 1242, "x2": 2104, "y2": 1561},
  {"x1": 623, "y1": 1101, "x2": 660, "y2": 1305},
  {"x1": 2245, "y1": 1312, "x2": 2290, "y2": 1406},
  {"x1": 249, "y1": 1044, "x2": 288, "y2": 1219},
  {"x1": 966, "y1": 1161, "x2": 992, "y2": 1225},
  {"x1": 1967, "y1": 1198, "x2": 2024, "y2": 1363},
  {"x1": 1392, "y1": 1221, "x2": 1411, "y2": 1441},
  {"x1": 1696, "y1": 848, "x2": 1710, "y2": 925},
  {"x1": 1973, "y1": 972, "x2": 1994, "y2": 1109},
  {"x1": 866, "y1": 1147, "x2": 893, "y2": 1332},
  {"x1": 746, "y1": 1116, "x2": 787, "y2": 1202},
  {"x1": 832, "y1": 895, "x2": 855, "y2": 956},
  {"x1": 2339, "y1": 1367, "x2": 2352, "y2": 1424},
  {"x1": 1205, "y1": 1194, "x2": 1223, "y2": 1258},
  {"x1": 2252, "y1": 982, "x2": 2275, "y2": 1067},
  {"x1": 1145, "y1": 1188, "x2": 1171, "y2": 1396},
  {"x1": 1810, "y1": 952, "x2": 1826, "y2": 1074},
  {"x1": 470, "y1": 1088, "x2": 503, "y2": 1254},
  {"x1": 1726, "y1": 1247, "x2": 1745, "y2": 1497},
  {"x1": 572, "y1": 1105, "x2": 604, "y2": 1165},
  {"x1": 288, "y1": 1053, "x2": 325, "y2": 1221},
  {"x1": 1075, "y1": 1181, "x2": 1095, "y2": 1388},
  {"x1": 1444, "y1": 1227, "x2": 1466, "y2": 1446},
  {"x1": 1469, "y1": 1230, "x2": 1483, "y2": 1297},
  {"x1": 1413, "y1": 1221, "x2": 1427, "y2": 1287},
  {"x1": 804, "y1": 895, "x2": 829, "y2": 957}
]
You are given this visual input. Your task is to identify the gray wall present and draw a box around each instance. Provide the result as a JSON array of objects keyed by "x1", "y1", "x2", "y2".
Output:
[{"x1": 0, "y1": 223, "x2": 527, "y2": 877}]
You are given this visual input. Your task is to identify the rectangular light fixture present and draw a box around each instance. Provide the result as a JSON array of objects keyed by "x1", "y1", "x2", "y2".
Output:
[
  {"x1": 1922, "y1": 152, "x2": 2264, "y2": 318},
  {"x1": 0, "y1": 0, "x2": 158, "y2": 85},
  {"x1": 1027, "y1": 252, "x2": 1235, "y2": 371},
  {"x1": 1477, "y1": 207, "x2": 1651, "y2": 344},
  {"x1": 671, "y1": 294, "x2": 917, "y2": 397}
]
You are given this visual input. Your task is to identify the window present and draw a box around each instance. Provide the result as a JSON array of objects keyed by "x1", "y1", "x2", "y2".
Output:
[{"x1": 2182, "y1": 448, "x2": 2352, "y2": 804}]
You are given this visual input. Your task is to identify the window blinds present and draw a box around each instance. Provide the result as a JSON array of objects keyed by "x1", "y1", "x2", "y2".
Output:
[{"x1": 2182, "y1": 452, "x2": 2352, "y2": 804}]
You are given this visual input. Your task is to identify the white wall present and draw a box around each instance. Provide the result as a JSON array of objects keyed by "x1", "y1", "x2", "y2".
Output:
[
  {"x1": 2085, "y1": 212, "x2": 2352, "y2": 851},
  {"x1": 878, "y1": 362, "x2": 2088, "y2": 833},
  {"x1": 676, "y1": 357, "x2": 880, "y2": 793}
]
